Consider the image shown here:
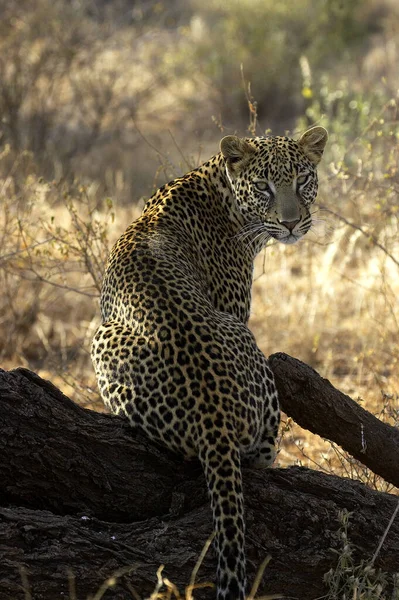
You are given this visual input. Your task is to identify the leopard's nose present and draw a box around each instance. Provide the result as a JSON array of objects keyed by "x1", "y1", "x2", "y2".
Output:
[{"x1": 280, "y1": 218, "x2": 300, "y2": 231}]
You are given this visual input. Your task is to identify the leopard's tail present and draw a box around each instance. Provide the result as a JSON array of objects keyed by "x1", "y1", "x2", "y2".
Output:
[{"x1": 198, "y1": 438, "x2": 246, "y2": 600}]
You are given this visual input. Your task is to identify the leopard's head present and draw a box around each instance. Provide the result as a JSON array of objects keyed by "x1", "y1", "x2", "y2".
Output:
[{"x1": 220, "y1": 127, "x2": 328, "y2": 247}]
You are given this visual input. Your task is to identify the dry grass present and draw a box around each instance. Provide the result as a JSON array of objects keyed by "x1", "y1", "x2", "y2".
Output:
[
  {"x1": 323, "y1": 507, "x2": 399, "y2": 600},
  {"x1": 250, "y1": 183, "x2": 399, "y2": 479}
]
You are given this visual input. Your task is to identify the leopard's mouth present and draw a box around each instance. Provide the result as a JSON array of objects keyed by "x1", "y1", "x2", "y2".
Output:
[{"x1": 269, "y1": 220, "x2": 311, "y2": 245}]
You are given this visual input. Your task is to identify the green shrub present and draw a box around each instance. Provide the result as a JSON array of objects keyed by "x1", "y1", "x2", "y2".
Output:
[{"x1": 170, "y1": 0, "x2": 375, "y2": 126}]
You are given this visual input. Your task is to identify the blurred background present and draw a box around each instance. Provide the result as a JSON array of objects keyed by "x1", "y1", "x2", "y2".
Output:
[{"x1": 1, "y1": 0, "x2": 398, "y2": 487}]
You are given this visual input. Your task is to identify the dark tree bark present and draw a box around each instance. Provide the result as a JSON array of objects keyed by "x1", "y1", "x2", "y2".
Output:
[
  {"x1": 269, "y1": 353, "x2": 399, "y2": 488},
  {"x1": 0, "y1": 368, "x2": 187, "y2": 522},
  {"x1": 0, "y1": 361, "x2": 398, "y2": 600}
]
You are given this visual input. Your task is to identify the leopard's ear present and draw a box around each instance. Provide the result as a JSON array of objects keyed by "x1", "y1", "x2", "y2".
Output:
[
  {"x1": 298, "y1": 126, "x2": 328, "y2": 165},
  {"x1": 220, "y1": 135, "x2": 255, "y2": 172}
]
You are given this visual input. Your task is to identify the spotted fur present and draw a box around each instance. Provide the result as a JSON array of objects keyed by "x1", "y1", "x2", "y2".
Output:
[{"x1": 91, "y1": 126, "x2": 328, "y2": 599}]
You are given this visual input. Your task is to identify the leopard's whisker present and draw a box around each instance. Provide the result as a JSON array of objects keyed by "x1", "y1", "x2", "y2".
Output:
[{"x1": 231, "y1": 222, "x2": 264, "y2": 240}]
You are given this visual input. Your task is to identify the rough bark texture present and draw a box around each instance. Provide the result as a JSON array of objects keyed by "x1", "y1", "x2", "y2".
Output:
[
  {"x1": 0, "y1": 360, "x2": 398, "y2": 600},
  {"x1": 269, "y1": 353, "x2": 399, "y2": 488}
]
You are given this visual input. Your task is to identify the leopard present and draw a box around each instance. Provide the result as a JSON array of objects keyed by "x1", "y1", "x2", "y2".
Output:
[{"x1": 91, "y1": 126, "x2": 328, "y2": 599}]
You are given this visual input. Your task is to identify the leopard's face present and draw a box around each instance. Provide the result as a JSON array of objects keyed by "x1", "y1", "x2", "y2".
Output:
[{"x1": 220, "y1": 127, "x2": 328, "y2": 246}]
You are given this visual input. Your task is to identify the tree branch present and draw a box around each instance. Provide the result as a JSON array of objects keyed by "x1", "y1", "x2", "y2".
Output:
[{"x1": 269, "y1": 353, "x2": 399, "y2": 488}]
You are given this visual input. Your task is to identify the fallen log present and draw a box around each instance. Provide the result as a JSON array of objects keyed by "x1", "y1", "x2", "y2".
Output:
[
  {"x1": 0, "y1": 368, "x2": 186, "y2": 522},
  {"x1": 0, "y1": 362, "x2": 398, "y2": 600}
]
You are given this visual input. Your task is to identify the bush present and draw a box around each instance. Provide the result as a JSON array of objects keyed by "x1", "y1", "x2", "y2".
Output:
[{"x1": 170, "y1": 0, "x2": 377, "y2": 126}]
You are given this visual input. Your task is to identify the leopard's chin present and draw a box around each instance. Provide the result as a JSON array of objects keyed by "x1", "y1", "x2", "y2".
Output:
[{"x1": 276, "y1": 233, "x2": 303, "y2": 245}]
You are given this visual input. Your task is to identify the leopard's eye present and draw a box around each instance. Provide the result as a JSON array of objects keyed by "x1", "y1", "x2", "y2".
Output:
[
  {"x1": 253, "y1": 181, "x2": 270, "y2": 192},
  {"x1": 296, "y1": 174, "x2": 309, "y2": 186}
]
